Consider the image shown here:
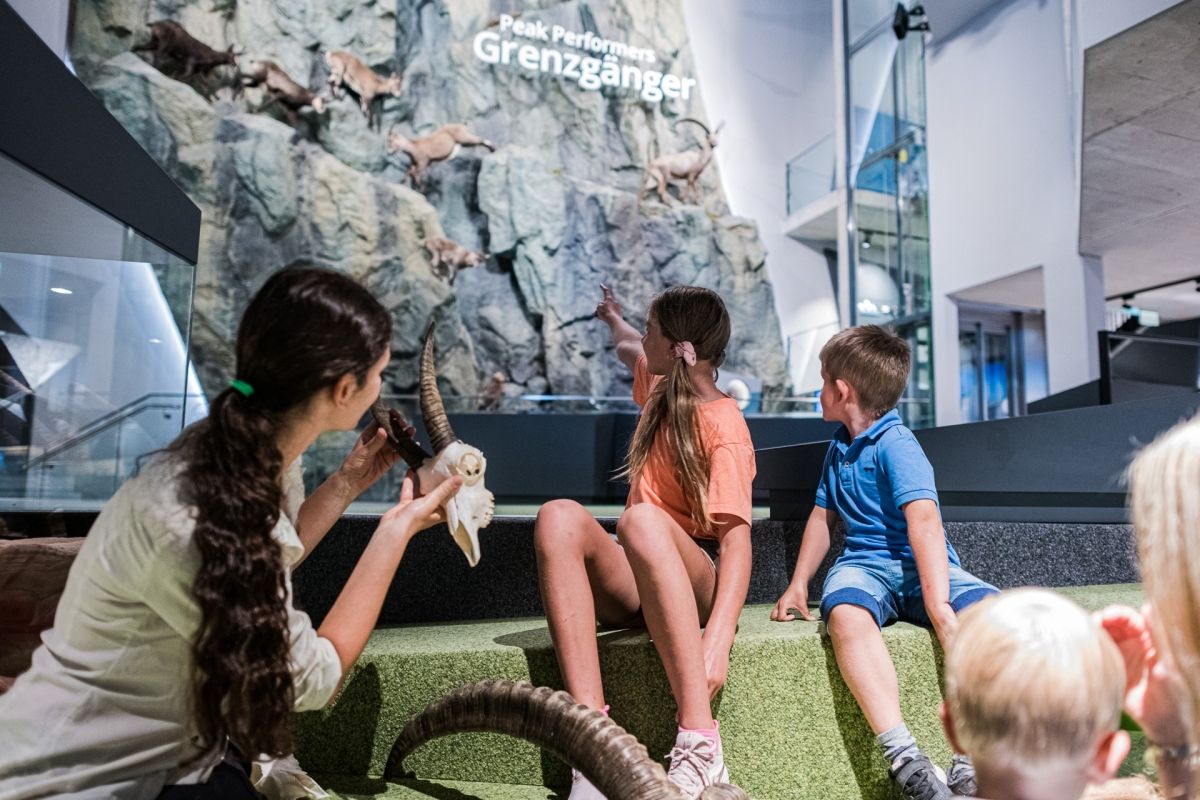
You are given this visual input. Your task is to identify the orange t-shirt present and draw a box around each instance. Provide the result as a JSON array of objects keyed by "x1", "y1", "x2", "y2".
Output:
[{"x1": 626, "y1": 354, "x2": 756, "y2": 540}]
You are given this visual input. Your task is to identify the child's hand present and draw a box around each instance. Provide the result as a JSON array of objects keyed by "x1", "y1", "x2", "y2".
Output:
[
  {"x1": 1096, "y1": 603, "x2": 1189, "y2": 747},
  {"x1": 701, "y1": 634, "x2": 731, "y2": 700},
  {"x1": 926, "y1": 601, "x2": 958, "y2": 649},
  {"x1": 771, "y1": 584, "x2": 813, "y2": 621},
  {"x1": 596, "y1": 284, "x2": 623, "y2": 326}
]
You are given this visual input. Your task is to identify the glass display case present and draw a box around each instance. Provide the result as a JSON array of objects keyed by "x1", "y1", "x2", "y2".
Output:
[{"x1": 0, "y1": 152, "x2": 202, "y2": 509}]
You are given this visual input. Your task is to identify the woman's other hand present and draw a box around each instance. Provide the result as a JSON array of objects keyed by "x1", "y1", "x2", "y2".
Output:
[{"x1": 337, "y1": 424, "x2": 405, "y2": 496}]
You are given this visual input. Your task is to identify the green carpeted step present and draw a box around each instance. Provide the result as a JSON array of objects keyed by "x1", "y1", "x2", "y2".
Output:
[{"x1": 296, "y1": 584, "x2": 1146, "y2": 800}]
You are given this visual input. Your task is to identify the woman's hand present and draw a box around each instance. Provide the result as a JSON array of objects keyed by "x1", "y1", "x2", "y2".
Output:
[
  {"x1": 596, "y1": 284, "x2": 623, "y2": 327},
  {"x1": 1096, "y1": 603, "x2": 1189, "y2": 747},
  {"x1": 337, "y1": 424, "x2": 405, "y2": 497},
  {"x1": 376, "y1": 472, "x2": 463, "y2": 543},
  {"x1": 701, "y1": 632, "x2": 732, "y2": 701}
]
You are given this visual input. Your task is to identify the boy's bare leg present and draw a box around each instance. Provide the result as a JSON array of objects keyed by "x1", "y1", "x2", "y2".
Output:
[
  {"x1": 533, "y1": 499, "x2": 641, "y2": 709},
  {"x1": 827, "y1": 604, "x2": 903, "y2": 734},
  {"x1": 617, "y1": 503, "x2": 718, "y2": 730}
]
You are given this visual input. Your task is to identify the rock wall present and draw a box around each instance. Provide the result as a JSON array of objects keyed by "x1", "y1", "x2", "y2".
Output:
[{"x1": 70, "y1": 0, "x2": 788, "y2": 401}]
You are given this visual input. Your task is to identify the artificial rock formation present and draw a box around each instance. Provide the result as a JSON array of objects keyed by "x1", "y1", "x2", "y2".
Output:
[{"x1": 70, "y1": 0, "x2": 788, "y2": 402}]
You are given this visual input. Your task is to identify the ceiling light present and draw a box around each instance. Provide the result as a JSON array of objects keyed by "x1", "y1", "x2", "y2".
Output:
[
  {"x1": 148, "y1": 338, "x2": 162, "y2": 344},
  {"x1": 862, "y1": 240, "x2": 871, "y2": 249},
  {"x1": 49, "y1": 287, "x2": 72, "y2": 295}
]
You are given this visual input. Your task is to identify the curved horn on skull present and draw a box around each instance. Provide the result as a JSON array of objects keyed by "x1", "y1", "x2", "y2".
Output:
[
  {"x1": 384, "y1": 680, "x2": 747, "y2": 800},
  {"x1": 674, "y1": 117, "x2": 712, "y2": 138},
  {"x1": 420, "y1": 321, "x2": 458, "y2": 453}
]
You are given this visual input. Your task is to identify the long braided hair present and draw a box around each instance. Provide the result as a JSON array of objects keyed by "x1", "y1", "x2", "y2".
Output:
[{"x1": 169, "y1": 268, "x2": 391, "y2": 758}]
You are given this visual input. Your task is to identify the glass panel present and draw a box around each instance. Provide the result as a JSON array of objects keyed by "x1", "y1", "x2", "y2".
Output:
[
  {"x1": 848, "y1": 0, "x2": 899, "y2": 46},
  {"x1": 984, "y1": 332, "x2": 1011, "y2": 420},
  {"x1": 896, "y1": 320, "x2": 934, "y2": 429},
  {"x1": 959, "y1": 330, "x2": 982, "y2": 422},
  {"x1": 848, "y1": 30, "x2": 899, "y2": 174},
  {"x1": 855, "y1": 156, "x2": 901, "y2": 323},
  {"x1": 0, "y1": 156, "x2": 200, "y2": 510},
  {"x1": 897, "y1": 142, "x2": 930, "y2": 316},
  {"x1": 895, "y1": 31, "x2": 926, "y2": 135},
  {"x1": 786, "y1": 133, "x2": 837, "y2": 214}
]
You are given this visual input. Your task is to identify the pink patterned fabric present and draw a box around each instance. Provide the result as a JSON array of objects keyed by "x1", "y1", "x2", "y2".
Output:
[{"x1": 672, "y1": 341, "x2": 697, "y2": 366}]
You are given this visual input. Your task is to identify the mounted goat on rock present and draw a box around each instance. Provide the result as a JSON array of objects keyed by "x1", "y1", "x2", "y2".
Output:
[
  {"x1": 424, "y1": 237, "x2": 487, "y2": 284},
  {"x1": 387, "y1": 124, "x2": 496, "y2": 188},
  {"x1": 323, "y1": 50, "x2": 401, "y2": 129},
  {"x1": 132, "y1": 21, "x2": 237, "y2": 77},
  {"x1": 639, "y1": 118, "x2": 724, "y2": 206},
  {"x1": 239, "y1": 60, "x2": 325, "y2": 125}
]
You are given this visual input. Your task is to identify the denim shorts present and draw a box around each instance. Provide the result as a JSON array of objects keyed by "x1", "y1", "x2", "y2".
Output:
[{"x1": 819, "y1": 554, "x2": 997, "y2": 629}]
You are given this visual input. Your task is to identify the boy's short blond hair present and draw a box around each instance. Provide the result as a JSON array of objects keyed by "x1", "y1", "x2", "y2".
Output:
[
  {"x1": 945, "y1": 588, "x2": 1126, "y2": 769},
  {"x1": 819, "y1": 325, "x2": 910, "y2": 418}
]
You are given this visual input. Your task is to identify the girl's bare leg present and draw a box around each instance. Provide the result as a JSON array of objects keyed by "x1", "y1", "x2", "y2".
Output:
[
  {"x1": 616, "y1": 503, "x2": 718, "y2": 729},
  {"x1": 533, "y1": 499, "x2": 641, "y2": 709}
]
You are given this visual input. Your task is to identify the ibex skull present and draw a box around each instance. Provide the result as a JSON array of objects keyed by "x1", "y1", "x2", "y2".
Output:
[{"x1": 371, "y1": 323, "x2": 494, "y2": 566}]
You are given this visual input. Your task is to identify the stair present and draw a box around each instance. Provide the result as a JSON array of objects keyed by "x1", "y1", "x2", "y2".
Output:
[{"x1": 296, "y1": 585, "x2": 1147, "y2": 800}]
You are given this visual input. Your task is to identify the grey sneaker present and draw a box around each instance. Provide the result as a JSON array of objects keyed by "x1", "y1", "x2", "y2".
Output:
[
  {"x1": 569, "y1": 768, "x2": 607, "y2": 800},
  {"x1": 665, "y1": 730, "x2": 729, "y2": 799},
  {"x1": 889, "y1": 752, "x2": 951, "y2": 800},
  {"x1": 946, "y1": 754, "x2": 977, "y2": 796}
]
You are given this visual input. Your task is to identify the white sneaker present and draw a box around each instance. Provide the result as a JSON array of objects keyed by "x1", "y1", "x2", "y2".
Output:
[
  {"x1": 569, "y1": 768, "x2": 607, "y2": 800},
  {"x1": 665, "y1": 730, "x2": 729, "y2": 798}
]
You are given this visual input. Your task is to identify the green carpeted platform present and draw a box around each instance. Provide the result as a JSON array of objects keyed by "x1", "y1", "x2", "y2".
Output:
[{"x1": 299, "y1": 584, "x2": 1147, "y2": 800}]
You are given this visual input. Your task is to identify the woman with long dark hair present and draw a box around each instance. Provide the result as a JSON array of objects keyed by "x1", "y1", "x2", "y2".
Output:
[{"x1": 0, "y1": 268, "x2": 461, "y2": 799}]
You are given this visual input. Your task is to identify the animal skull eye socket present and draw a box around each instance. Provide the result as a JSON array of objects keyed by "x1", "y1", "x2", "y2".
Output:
[{"x1": 455, "y1": 453, "x2": 484, "y2": 485}]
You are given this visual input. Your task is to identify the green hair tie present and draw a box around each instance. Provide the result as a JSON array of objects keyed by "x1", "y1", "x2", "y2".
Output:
[{"x1": 229, "y1": 379, "x2": 255, "y2": 397}]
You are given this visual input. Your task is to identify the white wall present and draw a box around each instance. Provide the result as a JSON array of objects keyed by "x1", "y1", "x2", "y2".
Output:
[
  {"x1": 1080, "y1": 0, "x2": 1184, "y2": 48},
  {"x1": 682, "y1": 0, "x2": 838, "y2": 392},
  {"x1": 925, "y1": 0, "x2": 1106, "y2": 424}
]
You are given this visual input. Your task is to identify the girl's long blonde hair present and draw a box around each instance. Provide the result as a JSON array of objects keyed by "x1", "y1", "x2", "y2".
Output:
[
  {"x1": 1128, "y1": 415, "x2": 1200, "y2": 762},
  {"x1": 622, "y1": 286, "x2": 731, "y2": 536}
]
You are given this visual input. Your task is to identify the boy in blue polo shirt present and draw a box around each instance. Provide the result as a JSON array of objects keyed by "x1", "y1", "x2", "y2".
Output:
[{"x1": 771, "y1": 325, "x2": 997, "y2": 800}]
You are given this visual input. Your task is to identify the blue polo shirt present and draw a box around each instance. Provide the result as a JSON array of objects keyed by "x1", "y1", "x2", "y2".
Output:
[{"x1": 815, "y1": 410, "x2": 959, "y2": 565}]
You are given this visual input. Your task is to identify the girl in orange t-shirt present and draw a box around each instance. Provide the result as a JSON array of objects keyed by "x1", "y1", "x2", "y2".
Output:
[{"x1": 534, "y1": 285, "x2": 756, "y2": 799}]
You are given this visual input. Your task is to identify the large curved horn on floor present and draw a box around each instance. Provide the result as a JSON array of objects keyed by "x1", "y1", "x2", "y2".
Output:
[
  {"x1": 370, "y1": 400, "x2": 431, "y2": 468},
  {"x1": 419, "y1": 321, "x2": 457, "y2": 453},
  {"x1": 385, "y1": 680, "x2": 750, "y2": 800},
  {"x1": 673, "y1": 117, "x2": 711, "y2": 138}
]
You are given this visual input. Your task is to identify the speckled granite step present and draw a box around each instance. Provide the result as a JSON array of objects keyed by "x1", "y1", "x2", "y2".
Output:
[{"x1": 295, "y1": 585, "x2": 1147, "y2": 800}]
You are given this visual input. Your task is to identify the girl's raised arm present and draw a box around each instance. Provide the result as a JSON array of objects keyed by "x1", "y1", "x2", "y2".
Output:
[{"x1": 596, "y1": 284, "x2": 643, "y2": 371}]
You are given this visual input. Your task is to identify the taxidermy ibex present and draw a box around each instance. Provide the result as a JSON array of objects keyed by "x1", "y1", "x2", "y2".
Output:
[
  {"x1": 371, "y1": 324, "x2": 494, "y2": 566},
  {"x1": 323, "y1": 50, "x2": 401, "y2": 129},
  {"x1": 132, "y1": 21, "x2": 237, "y2": 77},
  {"x1": 425, "y1": 237, "x2": 487, "y2": 284},
  {"x1": 386, "y1": 680, "x2": 748, "y2": 800},
  {"x1": 239, "y1": 60, "x2": 325, "y2": 125},
  {"x1": 387, "y1": 124, "x2": 497, "y2": 188},
  {"x1": 639, "y1": 118, "x2": 724, "y2": 206}
]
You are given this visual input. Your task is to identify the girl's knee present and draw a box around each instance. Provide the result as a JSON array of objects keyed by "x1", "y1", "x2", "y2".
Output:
[
  {"x1": 533, "y1": 499, "x2": 590, "y2": 555},
  {"x1": 615, "y1": 504, "x2": 670, "y2": 555}
]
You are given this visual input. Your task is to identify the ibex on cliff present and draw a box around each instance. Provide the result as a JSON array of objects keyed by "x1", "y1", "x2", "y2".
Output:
[
  {"x1": 424, "y1": 237, "x2": 488, "y2": 284},
  {"x1": 239, "y1": 60, "x2": 325, "y2": 125},
  {"x1": 386, "y1": 681, "x2": 748, "y2": 800},
  {"x1": 639, "y1": 118, "x2": 724, "y2": 206},
  {"x1": 323, "y1": 50, "x2": 401, "y2": 129},
  {"x1": 132, "y1": 21, "x2": 237, "y2": 77},
  {"x1": 387, "y1": 124, "x2": 497, "y2": 188}
]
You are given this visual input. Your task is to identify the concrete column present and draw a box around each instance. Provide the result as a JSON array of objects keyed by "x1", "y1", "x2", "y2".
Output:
[{"x1": 1044, "y1": 252, "x2": 1105, "y2": 392}]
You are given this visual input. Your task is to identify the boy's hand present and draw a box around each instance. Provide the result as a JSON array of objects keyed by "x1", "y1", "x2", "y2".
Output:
[
  {"x1": 771, "y1": 583, "x2": 814, "y2": 621},
  {"x1": 1096, "y1": 603, "x2": 1189, "y2": 747},
  {"x1": 596, "y1": 284, "x2": 623, "y2": 327},
  {"x1": 926, "y1": 601, "x2": 958, "y2": 649}
]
